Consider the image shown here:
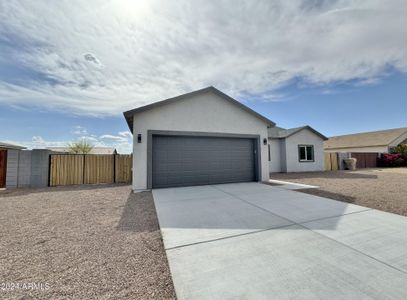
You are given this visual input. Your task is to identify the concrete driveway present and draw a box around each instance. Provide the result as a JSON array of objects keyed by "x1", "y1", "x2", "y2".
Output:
[{"x1": 153, "y1": 182, "x2": 407, "y2": 300}]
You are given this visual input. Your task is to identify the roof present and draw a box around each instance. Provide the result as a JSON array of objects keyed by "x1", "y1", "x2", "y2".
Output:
[
  {"x1": 268, "y1": 126, "x2": 328, "y2": 140},
  {"x1": 0, "y1": 142, "x2": 26, "y2": 150},
  {"x1": 47, "y1": 147, "x2": 117, "y2": 154},
  {"x1": 123, "y1": 86, "x2": 276, "y2": 132},
  {"x1": 88, "y1": 147, "x2": 117, "y2": 155},
  {"x1": 324, "y1": 127, "x2": 407, "y2": 150}
]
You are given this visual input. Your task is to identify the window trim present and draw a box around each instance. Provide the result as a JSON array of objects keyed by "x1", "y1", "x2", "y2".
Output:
[{"x1": 298, "y1": 144, "x2": 315, "y2": 162}]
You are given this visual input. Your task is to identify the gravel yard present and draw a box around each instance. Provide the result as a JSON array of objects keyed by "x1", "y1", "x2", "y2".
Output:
[
  {"x1": 0, "y1": 184, "x2": 175, "y2": 299},
  {"x1": 272, "y1": 168, "x2": 407, "y2": 216}
]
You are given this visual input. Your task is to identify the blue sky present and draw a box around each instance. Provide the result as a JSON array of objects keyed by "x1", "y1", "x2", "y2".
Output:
[{"x1": 1, "y1": 1, "x2": 407, "y2": 153}]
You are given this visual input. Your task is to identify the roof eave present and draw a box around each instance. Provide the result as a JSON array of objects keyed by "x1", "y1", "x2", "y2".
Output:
[
  {"x1": 324, "y1": 144, "x2": 389, "y2": 150},
  {"x1": 0, "y1": 144, "x2": 26, "y2": 150},
  {"x1": 123, "y1": 86, "x2": 276, "y2": 133}
]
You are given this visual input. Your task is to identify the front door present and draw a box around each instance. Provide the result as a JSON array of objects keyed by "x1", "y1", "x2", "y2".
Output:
[{"x1": 0, "y1": 150, "x2": 7, "y2": 188}]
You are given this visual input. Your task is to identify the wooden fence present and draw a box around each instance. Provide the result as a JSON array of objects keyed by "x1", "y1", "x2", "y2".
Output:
[
  {"x1": 324, "y1": 152, "x2": 339, "y2": 171},
  {"x1": 351, "y1": 153, "x2": 378, "y2": 169},
  {"x1": 49, "y1": 154, "x2": 132, "y2": 186}
]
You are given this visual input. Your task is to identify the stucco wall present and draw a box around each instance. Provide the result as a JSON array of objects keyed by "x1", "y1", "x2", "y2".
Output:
[
  {"x1": 131, "y1": 92, "x2": 270, "y2": 190},
  {"x1": 284, "y1": 129, "x2": 325, "y2": 172},
  {"x1": 6, "y1": 149, "x2": 51, "y2": 189},
  {"x1": 18, "y1": 150, "x2": 32, "y2": 187},
  {"x1": 31, "y1": 150, "x2": 52, "y2": 187},
  {"x1": 6, "y1": 150, "x2": 19, "y2": 188},
  {"x1": 268, "y1": 139, "x2": 282, "y2": 173}
]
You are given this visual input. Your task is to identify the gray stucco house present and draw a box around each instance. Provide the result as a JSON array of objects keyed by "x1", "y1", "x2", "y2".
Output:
[{"x1": 123, "y1": 87, "x2": 326, "y2": 191}]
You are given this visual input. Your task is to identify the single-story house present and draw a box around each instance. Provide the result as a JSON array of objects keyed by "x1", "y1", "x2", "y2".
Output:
[
  {"x1": 0, "y1": 142, "x2": 26, "y2": 189},
  {"x1": 268, "y1": 126, "x2": 327, "y2": 173},
  {"x1": 324, "y1": 127, "x2": 407, "y2": 153},
  {"x1": 46, "y1": 147, "x2": 118, "y2": 154},
  {"x1": 123, "y1": 86, "x2": 326, "y2": 191}
]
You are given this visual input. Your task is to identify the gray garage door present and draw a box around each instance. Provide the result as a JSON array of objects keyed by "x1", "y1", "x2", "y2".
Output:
[{"x1": 152, "y1": 135, "x2": 257, "y2": 188}]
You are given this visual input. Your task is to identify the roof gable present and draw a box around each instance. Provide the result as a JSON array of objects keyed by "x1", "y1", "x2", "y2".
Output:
[
  {"x1": 123, "y1": 87, "x2": 275, "y2": 132},
  {"x1": 324, "y1": 127, "x2": 407, "y2": 150},
  {"x1": 268, "y1": 126, "x2": 327, "y2": 140}
]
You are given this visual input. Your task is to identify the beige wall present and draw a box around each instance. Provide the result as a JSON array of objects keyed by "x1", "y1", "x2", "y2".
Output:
[{"x1": 131, "y1": 91, "x2": 270, "y2": 191}]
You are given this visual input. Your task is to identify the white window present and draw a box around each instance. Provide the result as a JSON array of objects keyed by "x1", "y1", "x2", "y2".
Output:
[{"x1": 298, "y1": 145, "x2": 314, "y2": 162}]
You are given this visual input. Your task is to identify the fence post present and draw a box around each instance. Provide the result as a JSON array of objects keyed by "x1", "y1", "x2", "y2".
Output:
[
  {"x1": 82, "y1": 154, "x2": 85, "y2": 184},
  {"x1": 48, "y1": 154, "x2": 51, "y2": 187},
  {"x1": 113, "y1": 154, "x2": 116, "y2": 183}
]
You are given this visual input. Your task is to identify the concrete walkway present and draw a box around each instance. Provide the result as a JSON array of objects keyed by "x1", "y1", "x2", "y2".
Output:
[{"x1": 153, "y1": 182, "x2": 407, "y2": 300}]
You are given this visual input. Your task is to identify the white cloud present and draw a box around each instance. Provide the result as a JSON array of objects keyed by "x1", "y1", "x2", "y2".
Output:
[
  {"x1": 0, "y1": 0, "x2": 407, "y2": 115},
  {"x1": 83, "y1": 53, "x2": 104, "y2": 69},
  {"x1": 71, "y1": 125, "x2": 88, "y2": 135},
  {"x1": 9, "y1": 136, "x2": 69, "y2": 149},
  {"x1": 118, "y1": 131, "x2": 132, "y2": 137},
  {"x1": 99, "y1": 134, "x2": 127, "y2": 142},
  {"x1": 99, "y1": 132, "x2": 133, "y2": 153},
  {"x1": 6, "y1": 130, "x2": 133, "y2": 154}
]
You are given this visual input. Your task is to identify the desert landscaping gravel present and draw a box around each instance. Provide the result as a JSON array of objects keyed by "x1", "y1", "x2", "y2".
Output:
[
  {"x1": 0, "y1": 184, "x2": 175, "y2": 299},
  {"x1": 272, "y1": 168, "x2": 407, "y2": 216}
]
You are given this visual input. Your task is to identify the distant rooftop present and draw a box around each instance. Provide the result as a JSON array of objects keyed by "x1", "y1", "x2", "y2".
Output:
[
  {"x1": 47, "y1": 147, "x2": 118, "y2": 154},
  {"x1": 324, "y1": 127, "x2": 407, "y2": 149},
  {"x1": 0, "y1": 142, "x2": 26, "y2": 150}
]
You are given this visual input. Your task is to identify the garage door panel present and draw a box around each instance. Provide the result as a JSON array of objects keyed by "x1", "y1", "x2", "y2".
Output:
[
  {"x1": 154, "y1": 175, "x2": 168, "y2": 187},
  {"x1": 152, "y1": 135, "x2": 256, "y2": 188}
]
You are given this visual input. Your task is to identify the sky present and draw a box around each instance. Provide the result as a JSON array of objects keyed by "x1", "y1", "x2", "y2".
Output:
[{"x1": 1, "y1": 0, "x2": 407, "y2": 153}]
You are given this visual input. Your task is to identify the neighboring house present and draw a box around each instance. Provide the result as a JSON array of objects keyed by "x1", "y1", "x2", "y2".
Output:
[
  {"x1": 46, "y1": 147, "x2": 118, "y2": 154},
  {"x1": 268, "y1": 126, "x2": 327, "y2": 173},
  {"x1": 123, "y1": 86, "x2": 326, "y2": 191},
  {"x1": 324, "y1": 127, "x2": 407, "y2": 153}
]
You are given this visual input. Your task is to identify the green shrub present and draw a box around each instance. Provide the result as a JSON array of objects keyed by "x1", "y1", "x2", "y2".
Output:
[
  {"x1": 393, "y1": 144, "x2": 407, "y2": 159},
  {"x1": 67, "y1": 140, "x2": 93, "y2": 154}
]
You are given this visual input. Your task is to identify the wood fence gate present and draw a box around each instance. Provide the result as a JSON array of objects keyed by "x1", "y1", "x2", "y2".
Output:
[
  {"x1": 0, "y1": 150, "x2": 7, "y2": 188},
  {"x1": 49, "y1": 154, "x2": 132, "y2": 186},
  {"x1": 324, "y1": 152, "x2": 339, "y2": 171}
]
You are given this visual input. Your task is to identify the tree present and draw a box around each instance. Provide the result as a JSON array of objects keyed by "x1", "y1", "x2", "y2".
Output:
[
  {"x1": 67, "y1": 140, "x2": 93, "y2": 154},
  {"x1": 393, "y1": 144, "x2": 407, "y2": 159}
]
